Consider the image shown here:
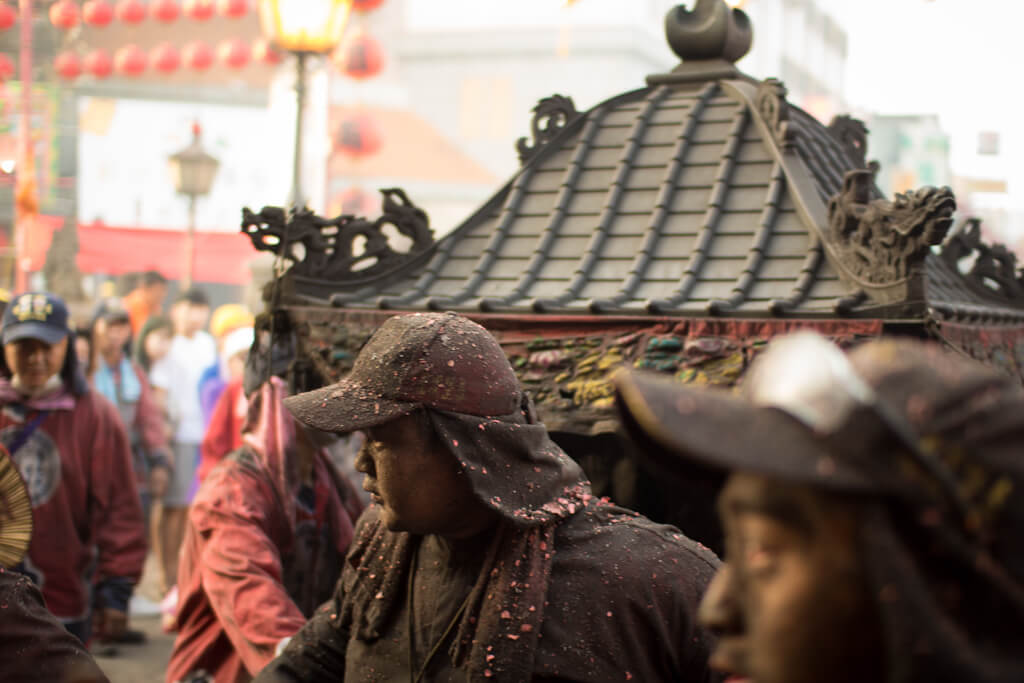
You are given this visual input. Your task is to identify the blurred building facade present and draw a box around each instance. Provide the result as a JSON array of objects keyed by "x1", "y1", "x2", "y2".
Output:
[{"x1": 735, "y1": 0, "x2": 848, "y2": 123}]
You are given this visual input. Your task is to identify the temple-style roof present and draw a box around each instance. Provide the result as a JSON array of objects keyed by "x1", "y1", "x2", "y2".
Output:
[{"x1": 243, "y1": 0, "x2": 1024, "y2": 331}]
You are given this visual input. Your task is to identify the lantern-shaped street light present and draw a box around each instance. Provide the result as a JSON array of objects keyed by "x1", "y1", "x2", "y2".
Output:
[
  {"x1": 168, "y1": 123, "x2": 220, "y2": 288},
  {"x1": 258, "y1": 0, "x2": 352, "y2": 207}
]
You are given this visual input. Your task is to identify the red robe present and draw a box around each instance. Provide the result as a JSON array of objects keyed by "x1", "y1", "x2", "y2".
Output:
[
  {"x1": 168, "y1": 378, "x2": 363, "y2": 683},
  {"x1": 198, "y1": 378, "x2": 247, "y2": 483},
  {"x1": 0, "y1": 382, "x2": 146, "y2": 622}
]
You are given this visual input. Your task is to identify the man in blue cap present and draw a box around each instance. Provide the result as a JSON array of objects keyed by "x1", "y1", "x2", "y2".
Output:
[{"x1": 0, "y1": 292, "x2": 146, "y2": 645}]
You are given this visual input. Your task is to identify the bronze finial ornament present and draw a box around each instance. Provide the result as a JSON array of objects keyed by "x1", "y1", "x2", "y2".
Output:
[{"x1": 665, "y1": 0, "x2": 753, "y2": 63}]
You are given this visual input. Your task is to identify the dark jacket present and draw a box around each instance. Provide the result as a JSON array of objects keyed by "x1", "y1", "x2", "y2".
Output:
[{"x1": 0, "y1": 567, "x2": 109, "y2": 682}]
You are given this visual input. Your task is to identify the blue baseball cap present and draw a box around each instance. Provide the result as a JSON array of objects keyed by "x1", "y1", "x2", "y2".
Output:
[{"x1": 2, "y1": 292, "x2": 71, "y2": 346}]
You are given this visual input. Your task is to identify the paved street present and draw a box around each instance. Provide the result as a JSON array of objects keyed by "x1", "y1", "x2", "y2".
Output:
[{"x1": 94, "y1": 615, "x2": 175, "y2": 683}]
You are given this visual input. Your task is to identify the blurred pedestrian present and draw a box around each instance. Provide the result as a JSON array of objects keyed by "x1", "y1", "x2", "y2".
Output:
[
  {"x1": 168, "y1": 377, "x2": 363, "y2": 683},
  {"x1": 0, "y1": 292, "x2": 146, "y2": 644},
  {"x1": 150, "y1": 289, "x2": 216, "y2": 604},
  {"x1": 74, "y1": 325, "x2": 95, "y2": 379},
  {"x1": 614, "y1": 333, "x2": 1024, "y2": 683},
  {"x1": 91, "y1": 298, "x2": 173, "y2": 536},
  {"x1": 123, "y1": 270, "x2": 169, "y2": 336},
  {"x1": 197, "y1": 326, "x2": 253, "y2": 483},
  {"x1": 257, "y1": 312, "x2": 720, "y2": 682},
  {"x1": 199, "y1": 304, "x2": 255, "y2": 426}
]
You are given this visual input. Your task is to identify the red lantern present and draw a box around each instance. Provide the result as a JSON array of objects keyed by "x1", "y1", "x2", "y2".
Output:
[
  {"x1": 84, "y1": 49, "x2": 113, "y2": 78},
  {"x1": 252, "y1": 39, "x2": 282, "y2": 66},
  {"x1": 151, "y1": 0, "x2": 179, "y2": 22},
  {"x1": 150, "y1": 42, "x2": 180, "y2": 73},
  {"x1": 352, "y1": 0, "x2": 384, "y2": 12},
  {"x1": 182, "y1": 41, "x2": 214, "y2": 70},
  {"x1": 334, "y1": 114, "x2": 382, "y2": 158},
  {"x1": 115, "y1": 0, "x2": 146, "y2": 23},
  {"x1": 83, "y1": 0, "x2": 114, "y2": 26},
  {"x1": 0, "y1": 54, "x2": 15, "y2": 81},
  {"x1": 216, "y1": 0, "x2": 246, "y2": 18},
  {"x1": 114, "y1": 44, "x2": 146, "y2": 76},
  {"x1": 336, "y1": 30, "x2": 384, "y2": 80},
  {"x1": 54, "y1": 51, "x2": 82, "y2": 80},
  {"x1": 0, "y1": 3, "x2": 16, "y2": 31},
  {"x1": 183, "y1": 0, "x2": 214, "y2": 20},
  {"x1": 217, "y1": 38, "x2": 249, "y2": 69},
  {"x1": 49, "y1": 0, "x2": 80, "y2": 29}
]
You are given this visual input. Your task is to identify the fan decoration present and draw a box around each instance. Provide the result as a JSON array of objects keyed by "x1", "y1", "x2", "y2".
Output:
[{"x1": 0, "y1": 451, "x2": 33, "y2": 569}]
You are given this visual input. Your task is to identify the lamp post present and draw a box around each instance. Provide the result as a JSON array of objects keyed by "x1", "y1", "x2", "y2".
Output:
[
  {"x1": 258, "y1": 0, "x2": 352, "y2": 208},
  {"x1": 168, "y1": 123, "x2": 219, "y2": 289}
]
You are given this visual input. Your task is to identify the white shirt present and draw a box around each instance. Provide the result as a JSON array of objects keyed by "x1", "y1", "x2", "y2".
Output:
[{"x1": 150, "y1": 331, "x2": 217, "y2": 444}]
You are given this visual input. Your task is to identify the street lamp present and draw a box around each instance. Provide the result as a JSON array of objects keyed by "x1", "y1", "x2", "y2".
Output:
[
  {"x1": 258, "y1": 0, "x2": 352, "y2": 207},
  {"x1": 168, "y1": 122, "x2": 220, "y2": 289}
]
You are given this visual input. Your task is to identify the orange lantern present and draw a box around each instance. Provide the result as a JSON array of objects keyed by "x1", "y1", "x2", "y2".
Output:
[
  {"x1": 115, "y1": 0, "x2": 146, "y2": 23},
  {"x1": 0, "y1": 54, "x2": 13, "y2": 81},
  {"x1": 352, "y1": 0, "x2": 383, "y2": 12},
  {"x1": 49, "y1": 0, "x2": 80, "y2": 29},
  {"x1": 151, "y1": 0, "x2": 180, "y2": 22},
  {"x1": 336, "y1": 29, "x2": 383, "y2": 80},
  {"x1": 83, "y1": 0, "x2": 114, "y2": 26},
  {"x1": 334, "y1": 114, "x2": 381, "y2": 158},
  {"x1": 217, "y1": 0, "x2": 246, "y2": 18},
  {"x1": 183, "y1": 41, "x2": 214, "y2": 70},
  {"x1": 217, "y1": 38, "x2": 250, "y2": 69},
  {"x1": 84, "y1": 49, "x2": 113, "y2": 78},
  {"x1": 252, "y1": 39, "x2": 283, "y2": 65},
  {"x1": 151, "y1": 42, "x2": 181, "y2": 73},
  {"x1": 184, "y1": 0, "x2": 215, "y2": 20},
  {"x1": 0, "y1": 2, "x2": 17, "y2": 30},
  {"x1": 55, "y1": 51, "x2": 82, "y2": 80},
  {"x1": 115, "y1": 44, "x2": 147, "y2": 76}
]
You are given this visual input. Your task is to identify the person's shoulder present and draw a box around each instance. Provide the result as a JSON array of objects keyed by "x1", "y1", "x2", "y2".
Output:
[
  {"x1": 75, "y1": 389, "x2": 120, "y2": 422},
  {"x1": 556, "y1": 501, "x2": 720, "y2": 577}
]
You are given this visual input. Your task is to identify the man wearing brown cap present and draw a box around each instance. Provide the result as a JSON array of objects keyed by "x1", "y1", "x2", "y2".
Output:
[
  {"x1": 256, "y1": 311, "x2": 720, "y2": 682},
  {"x1": 615, "y1": 333, "x2": 1024, "y2": 683}
]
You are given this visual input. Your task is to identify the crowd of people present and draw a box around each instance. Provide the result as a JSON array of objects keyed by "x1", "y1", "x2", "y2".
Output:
[{"x1": 0, "y1": 285, "x2": 1021, "y2": 683}]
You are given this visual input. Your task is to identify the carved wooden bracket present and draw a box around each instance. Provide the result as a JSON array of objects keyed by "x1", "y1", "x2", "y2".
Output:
[
  {"x1": 828, "y1": 115, "x2": 869, "y2": 168},
  {"x1": 241, "y1": 188, "x2": 434, "y2": 293},
  {"x1": 941, "y1": 218, "x2": 1024, "y2": 300},
  {"x1": 516, "y1": 95, "x2": 580, "y2": 165},
  {"x1": 826, "y1": 170, "x2": 955, "y2": 285},
  {"x1": 755, "y1": 78, "x2": 794, "y2": 150}
]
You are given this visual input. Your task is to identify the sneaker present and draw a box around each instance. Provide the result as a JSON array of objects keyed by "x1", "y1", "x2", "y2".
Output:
[{"x1": 161, "y1": 585, "x2": 179, "y2": 633}]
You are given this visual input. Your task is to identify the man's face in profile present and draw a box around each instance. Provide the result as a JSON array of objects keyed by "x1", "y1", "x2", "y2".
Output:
[{"x1": 698, "y1": 472, "x2": 885, "y2": 683}]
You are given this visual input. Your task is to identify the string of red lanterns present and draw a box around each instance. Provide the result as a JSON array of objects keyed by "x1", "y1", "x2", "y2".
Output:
[{"x1": 333, "y1": 0, "x2": 387, "y2": 201}]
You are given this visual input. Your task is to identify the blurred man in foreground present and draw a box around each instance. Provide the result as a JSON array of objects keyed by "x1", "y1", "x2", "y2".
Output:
[
  {"x1": 615, "y1": 334, "x2": 1024, "y2": 683},
  {"x1": 257, "y1": 312, "x2": 721, "y2": 682},
  {"x1": 168, "y1": 377, "x2": 363, "y2": 683}
]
